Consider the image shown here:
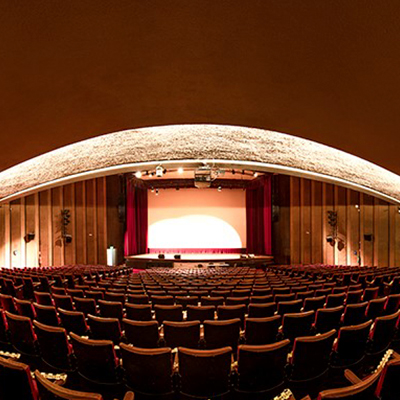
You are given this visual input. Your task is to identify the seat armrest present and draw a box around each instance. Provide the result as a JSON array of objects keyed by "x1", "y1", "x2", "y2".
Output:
[{"x1": 344, "y1": 369, "x2": 362, "y2": 384}]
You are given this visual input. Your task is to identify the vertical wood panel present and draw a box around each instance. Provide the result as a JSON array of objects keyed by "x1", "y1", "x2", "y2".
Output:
[
  {"x1": 361, "y1": 194, "x2": 374, "y2": 266},
  {"x1": 10, "y1": 200, "x2": 21, "y2": 268},
  {"x1": 335, "y1": 186, "x2": 347, "y2": 265},
  {"x1": 0, "y1": 205, "x2": 5, "y2": 267},
  {"x1": 322, "y1": 183, "x2": 335, "y2": 265},
  {"x1": 25, "y1": 194, "x2": 37, "y2": 267},
  {"x1": 85, "y1": 180, "x2": 97, "y2": 264},
  {"x1": 374, "y1": 198, "x2": 389, "y2": 267},
  {"x1": 393, "y1": 206, "x2": 400, "y2": 266},
  {"x1": 63, "y1": 184, "x2": 76, "y2": 265},
  {"x1": 75, "y1": 182, "x2": 87, "y2": 264},
  {"x1": 39, "y1": 191, "x2": 52, "y2": 267},
  {"x1": 347, "y1": 190, "x2": 360, "y2": 266},
  {"x1": 52, "y1": 187, "x2": 64, "y2": 266},
  {"x1": 4, "y1": 203, "x2": 11, "y2": 268},
  {"x1": 96, "y1": 177, "x2": 107, "y2": 265},
  {"x1": 290, "y1": 177, "x2": 301, "y2": 264},
  {"x1": 20, "y1": 197, "x2": 26, "y2": 267},
  {"x1": 311, "y1": 181, "x2": 323, "y2": 263},
  {"x1": 300, "y1": 179, "x2": 312, "y2": 264}
]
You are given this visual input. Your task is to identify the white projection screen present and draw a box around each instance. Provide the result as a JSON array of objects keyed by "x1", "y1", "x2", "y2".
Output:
[{"x1": 148, "y1": 188, "x2": 246, "y2": 250}]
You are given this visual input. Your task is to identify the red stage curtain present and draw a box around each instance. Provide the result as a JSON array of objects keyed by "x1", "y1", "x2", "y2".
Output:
[
  {"x1": 124, "y1": 179, "x2": 148, "y2": 256},
  {"x1": 246, "y1": 175, "x2": 272, "y2": 255}
]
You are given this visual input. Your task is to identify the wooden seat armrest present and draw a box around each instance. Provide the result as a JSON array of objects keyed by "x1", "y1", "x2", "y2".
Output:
[
  {"x1": 301, "y1": 396, "x2": 312, "y2": 400},
  {"x1": 344, "y1": 369, "x2": 362, "y2": 384}
]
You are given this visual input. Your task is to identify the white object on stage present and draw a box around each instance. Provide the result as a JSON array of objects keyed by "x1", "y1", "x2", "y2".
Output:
[{"x1": 107, "y1": 246, "x2": 117, "y2": 266}]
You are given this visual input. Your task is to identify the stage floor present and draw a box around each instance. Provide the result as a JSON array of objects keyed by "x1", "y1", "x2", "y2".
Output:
[{"x1": 125, "y1": 253, "x2": 273, "y2": 268}]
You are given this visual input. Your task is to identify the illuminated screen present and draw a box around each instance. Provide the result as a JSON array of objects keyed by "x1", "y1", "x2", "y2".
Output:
[{"x1": 148, "y1": 188, "x2": 246, "y2": 249}]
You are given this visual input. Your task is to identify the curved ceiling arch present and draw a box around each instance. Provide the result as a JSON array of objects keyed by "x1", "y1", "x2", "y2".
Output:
[{"x1": 0, "y1": 124, "x2": 399, "y2": 204}]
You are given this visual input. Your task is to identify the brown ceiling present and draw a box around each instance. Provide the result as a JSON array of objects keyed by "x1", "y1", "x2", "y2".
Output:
[{"x1": 1, "y1": 1, "x2": 400, "y2": 175}]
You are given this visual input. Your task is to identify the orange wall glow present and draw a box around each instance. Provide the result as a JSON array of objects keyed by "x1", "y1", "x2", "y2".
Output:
[{"x1": 148, "y1": 188, "x2": 246, "y2": 249}]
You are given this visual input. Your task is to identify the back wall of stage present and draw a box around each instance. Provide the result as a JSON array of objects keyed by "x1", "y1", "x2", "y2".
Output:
[{"x1": 148, "y1": 188, "x2": 246, "y2": 251}]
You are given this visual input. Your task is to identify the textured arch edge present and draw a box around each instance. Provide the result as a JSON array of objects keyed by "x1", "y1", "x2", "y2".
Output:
[{"x1": 0, "y1": 124, "x2": 399, "y2": 204}]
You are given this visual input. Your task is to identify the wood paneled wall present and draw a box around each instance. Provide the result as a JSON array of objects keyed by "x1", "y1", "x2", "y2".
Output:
[
  {"x1": 0, "y1": 177, "x2": 117, "y2": 268},
  {"x1": 273, "y1": 176, "x2": 400, "y2": 266}
]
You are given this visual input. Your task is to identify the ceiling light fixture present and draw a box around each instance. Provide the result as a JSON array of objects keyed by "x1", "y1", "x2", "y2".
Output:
[{"x1": 135, "y1": 171, "x2": 142, "y2": 179}]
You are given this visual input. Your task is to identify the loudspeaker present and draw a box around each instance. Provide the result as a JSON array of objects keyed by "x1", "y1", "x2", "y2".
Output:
[
  {"x1": 24, "y1": 233, "x2": 35, "y2": 243},
  {"x1": 364, "y1": 234, "x2": 373, "y2": 242},
  {"x1": 158, "y1": 253, "x2": 165, "y2": 259},
  {"x1": 174, "y1": 254, "x2": 181, "y2": 260}
]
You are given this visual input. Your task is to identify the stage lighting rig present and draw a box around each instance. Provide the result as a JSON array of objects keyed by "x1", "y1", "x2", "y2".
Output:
[{"x1": 194, "y1": 165, "x2": 225, "y2": 189}]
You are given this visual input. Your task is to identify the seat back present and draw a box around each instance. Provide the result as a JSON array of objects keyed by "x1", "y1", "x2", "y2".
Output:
[
  {"x1": 342, "y1": 302, "x2": 368, "y2": 326},
  {"x1": 34, "y1": 303, "x2": 60, "y2": 326},
  {"x1": 384, "y1": 294, "x2": 400, "y2": 315},
  {"x1": 163, "y1": 320, "x2": 200, "y2": 349},
  {"x1": 154, "y1": 305, "x2": 183, "y2": 324},
  {"x1": 326, "y1": 293, "x2": 346, "y2": 308},
  {"x1": 74, "y1": 297, "x2": 97, "y2": 316},
  {"x1": 237, "y1": 340, "x2": 290, "y2": 393},
  {"x1": 178, "y1": 346, "x2": 232, "y2": 398},
  {"x1": 366, "y1": 297, "x2": 387, "y2": 320},
  {"x1": 201, "y1": 296, "x2": 224, "y2": 307},
  {"x1": 120, "y1": 344, "x2": 172, "y2": 395},
  {"x1": 34, "y1": 291, "x2": 53, "y2": 306},
  {"x1": 98, "y1": 300, "x2": 124, "y2": 320},
  {"x1": 5, "y1": 311, "x2": 37, "y2": 355},
  {"x1": 123, "y1": 319, "x2": 159, "y2": 348},
  {"x1": 0, "y1": 294, "x2": 17, "y2": 314},
  {"x1": 290, "y1": 329, "x2": 336, "y2": 382},
  {"x1": 33, "y1": 320, "x2": 72, "y2": 371},
  {"x1": 203, "y1": 318, "x2": 241, "y2": 351},
  {"x1": 58, "y1": 308, "x2": 89, "y2": 336},
  {"x1": 0, "y1": 356, "x2": 39, "y2": 400},
  {"x1": 15, "y1": 298, "x2": 36, "y2": 319},
  {"x1": 69, "y1": 332, "x2": 118, "y2": 384},
  {"x1": 282, "y1": 311, "x2": 315, "y2": 343},
  {"x1": 217, "y1": 305, "x2": 246, "y2": 327},
  {"x1": 52, "y1": 294, "x2": 74, "y2": 311},
  {"x1": 334, "y1": 320, "x2": 373, "y2": 367},
  {"x1": 277, "y1": 300, "x2": 303, "y2": 315},
  {"x1": 303, "y1": 296, "x2": 326, "y2": 312},
  {"x1": 125, "y1": 303, "x2": 152, "y2": 321},
  {"x1": 346, "y1": 290, "x2": 363, "y2": 305},
  {"x1": 186, "y1": 305, "x2": 215, "y2": 323},
  {"x1": 245, "y1": 315, "x2": 281, "y2": 345},
  {"x1": 248, "y1": 302, "x2": 276, "y2": 318},
  {"x1": 315, "y1": 306, "x2": 344, "y2": 333},
  {"x1": 88, "y1": 315, "x2": 122, "y2": 344},
  {"x1": 369, "y1": 310, "x2": 400, "y2": 355}
]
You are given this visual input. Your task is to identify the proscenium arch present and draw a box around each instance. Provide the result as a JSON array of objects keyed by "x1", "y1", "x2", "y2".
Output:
[{"x1": 0, "y1": 124, "x2": 400, "y2": 204}]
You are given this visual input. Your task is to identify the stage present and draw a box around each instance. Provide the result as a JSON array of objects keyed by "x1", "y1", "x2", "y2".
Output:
[{"x1": 125, "y1": 253, "x2": 274, "y2": 269}]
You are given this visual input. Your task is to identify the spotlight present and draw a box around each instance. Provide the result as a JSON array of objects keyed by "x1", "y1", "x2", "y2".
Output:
[
  {"x1": 355, "y1": 204, "x2": 359, "y2": 209},
  {"x1": 242, "y1": 170, "x2": 245, "y2": 175},
  {"x1": 177, "y1": 167, "x2": 184, "y2": 174},
  {"x1": 218, "y1": 186, "x2": 222, "y2": 192},
  {"x1": 155, "y1": 189, "x2": 159, "y2": 196},
  {"x1": 253, "y1": 172, "x2": 259, "y2": 177},
  {"x1": 232, "y1": 170, "x2": 236, "y2": 175},
  {"x1": 398, "y1": 207, "x2": 400, "y2": 214},
  {"x1": 156, "y1": 165, "x2": 163, "y2": 177},
  {"x1": 149, "y1": 172, "x2": 154, "y2": 177},
  {"x1": 150, "y1": 187, "x2": 154, "y2": 193},
  {"x1": 135, "y1": 171, "x2": 142, "y2": 179}
]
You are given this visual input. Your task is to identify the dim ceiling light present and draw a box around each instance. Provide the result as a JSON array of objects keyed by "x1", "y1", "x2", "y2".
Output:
[
  {"x1": 135, "y1": 171, "x2": 142, "y2": 179},
  {"x1": 253, "y1": 172, "x2": 259, "y2": 177},
  {"x1": 177, "y1": 167, "x2": 184, "y2": 174}
]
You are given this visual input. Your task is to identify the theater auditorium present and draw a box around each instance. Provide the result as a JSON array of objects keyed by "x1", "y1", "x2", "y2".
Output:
[{"x1": 1, "y1": 2, "x2": 400, "y2": 400}]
